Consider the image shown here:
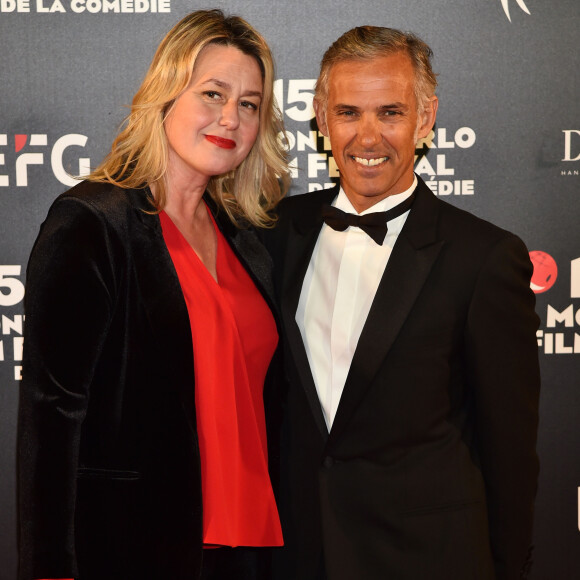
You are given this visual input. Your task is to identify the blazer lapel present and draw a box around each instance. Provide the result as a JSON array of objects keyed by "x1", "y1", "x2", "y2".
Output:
[
  {"x1": 206, "y1": 194, "x2": 277, "y2": 311},
  {"x1": 281, "y1": 187, "x2": 339, "y2": 438},
  {"x1": 328, "y1": 181, "x2": 445, "y2": 444},
  {"x1": 127, "y1": 189, "x2": 198, "y2": 426}
]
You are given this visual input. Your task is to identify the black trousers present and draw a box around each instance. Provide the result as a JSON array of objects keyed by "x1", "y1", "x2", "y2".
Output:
[{"x1": 200, "y1": 547, "x2": 271, "y2": 580}]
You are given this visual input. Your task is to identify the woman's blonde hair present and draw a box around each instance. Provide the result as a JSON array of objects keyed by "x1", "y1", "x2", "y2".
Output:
[{"x1": 88, "y1": 9, "x2": 289, "y2": 227}]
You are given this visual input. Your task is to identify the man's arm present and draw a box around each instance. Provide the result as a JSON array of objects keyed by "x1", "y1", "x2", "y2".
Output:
[{"x1": 464, "y1": 233, "x2": 540, "y2": 580}]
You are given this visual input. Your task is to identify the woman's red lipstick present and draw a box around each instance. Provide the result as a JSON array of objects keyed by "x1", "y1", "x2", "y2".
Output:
[{"x1": 205, "y1": 135, "x2": 236, "y2": 149}]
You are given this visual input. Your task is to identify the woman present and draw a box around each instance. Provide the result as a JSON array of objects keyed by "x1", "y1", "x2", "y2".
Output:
[{"x1": 18, "y1": 10, "x2": 289, "y2": 580}]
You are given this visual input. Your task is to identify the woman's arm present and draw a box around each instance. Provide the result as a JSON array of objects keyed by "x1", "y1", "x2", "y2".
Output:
[{"x1": 18, "y1": 195, "x2": 118, "y2": 580}]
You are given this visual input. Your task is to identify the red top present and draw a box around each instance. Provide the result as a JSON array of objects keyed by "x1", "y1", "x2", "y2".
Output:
[{"x1": 160, "y1": 208, "x2": 283, "y2": 547}]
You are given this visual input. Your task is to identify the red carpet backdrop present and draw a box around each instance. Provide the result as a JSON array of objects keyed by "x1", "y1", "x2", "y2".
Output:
[{"x1": 0, "y1": 1, "x2": 578, "y2": 577}]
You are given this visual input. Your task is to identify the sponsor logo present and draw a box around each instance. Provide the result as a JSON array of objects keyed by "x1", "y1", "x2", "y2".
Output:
[
  {"x1": 561, "y1": 130, "x2": 580, "y2": 176},
  {"x1": 0, "y1": 133, "x2": 90, "y2": 187},
  {"x1": 532, "y1": 252, "x2": 580, "y2": 355},
  {"x1": 500, "y1": 0, "x2": 531, "y2": 22},
  {"x1": 530, "y1": 251, "x2": 558, "y2": 294},
  {"x1": 539, "y1": 130, "x2": 580, "y2": 178}
]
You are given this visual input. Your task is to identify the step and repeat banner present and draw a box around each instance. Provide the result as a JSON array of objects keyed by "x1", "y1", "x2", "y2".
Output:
[{"x1": 0, "y1": 0, "x2": 578, "y2": 577}]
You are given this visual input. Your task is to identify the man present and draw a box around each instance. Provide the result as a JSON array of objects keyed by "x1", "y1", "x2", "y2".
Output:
[{"x1": 268, "y1": 26, "x2": 540, "y2": 580}]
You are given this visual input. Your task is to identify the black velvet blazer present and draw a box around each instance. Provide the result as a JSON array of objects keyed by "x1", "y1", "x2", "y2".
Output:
[{"x1": 17, "y1": 180, "x2": 281, "y2": 580}]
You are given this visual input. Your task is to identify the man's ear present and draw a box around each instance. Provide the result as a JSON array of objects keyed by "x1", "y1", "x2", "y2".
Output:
[
  {"x1": 416, "y1": 95, "x2": 438, "y2": 140},
  {"x1": 313, "y1": 98, "x2": 329, "y2": 137}
]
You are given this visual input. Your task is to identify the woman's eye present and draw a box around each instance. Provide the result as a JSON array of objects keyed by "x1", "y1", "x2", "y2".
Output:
[
  {"x1": 241, "y1": 101, "x2": 259, "y2": 111},
  {"x1": 203, "y1": 91, "x2": 221, "y2": 99}
]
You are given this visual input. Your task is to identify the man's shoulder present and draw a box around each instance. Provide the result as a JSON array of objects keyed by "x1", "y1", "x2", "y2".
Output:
[
  {"x1": 435, "y1": 195, "x2": 516, "y2": 245},
  {"x1": 410, "y1": 179, "x2": 529, "y2": 264},
  {"x1": 414, "y1": 178, "x2": 514, "y2": 245},
  {"x1": 280, "y1": 185, "x2": 338, "y2": 210},
  {"x1": 272, "y1": 186, "x2": 337, "y2": 230}
]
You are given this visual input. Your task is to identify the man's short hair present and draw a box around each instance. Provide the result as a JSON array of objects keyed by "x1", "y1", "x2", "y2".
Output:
[{"x1": 315, "y1": 26, "x2": 438, "y2": 114}]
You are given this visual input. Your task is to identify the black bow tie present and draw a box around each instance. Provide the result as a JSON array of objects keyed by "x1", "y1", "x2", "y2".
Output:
[{"x1": 321, "y1": 192, "x2": 416, "y2": 245}]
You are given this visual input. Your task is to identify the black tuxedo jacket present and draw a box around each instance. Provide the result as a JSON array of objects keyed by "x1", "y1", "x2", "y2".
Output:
[
  {"x1": 18, "y1": 180, "x2": 281, "y2": 580},
  {"x1": 266, "y1": 177, "x2": 540, "y2": 580}
]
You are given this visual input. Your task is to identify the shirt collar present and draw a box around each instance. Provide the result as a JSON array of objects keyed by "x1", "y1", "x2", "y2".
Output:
[{"x1": 335, "y1": 174, "x2": 418, "y2": 216}]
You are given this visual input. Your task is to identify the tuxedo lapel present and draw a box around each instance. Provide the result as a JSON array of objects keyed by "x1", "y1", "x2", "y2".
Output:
[
  {"x1": 328, "y1": 181, "x2": 445, "y2": 444},
  {"x1": 281, "y1": 187, "x2": 339, "y2": 438}
]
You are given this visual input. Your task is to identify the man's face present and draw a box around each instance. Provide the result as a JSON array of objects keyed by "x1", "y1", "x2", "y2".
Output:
[{"x1": 315, "y1": 52, "x2": 437, "y2": 212}]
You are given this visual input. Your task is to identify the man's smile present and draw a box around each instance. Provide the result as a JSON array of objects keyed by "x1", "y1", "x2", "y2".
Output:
[{"x1": 352, "y1": 155, "x2": 389, "y2": 167}]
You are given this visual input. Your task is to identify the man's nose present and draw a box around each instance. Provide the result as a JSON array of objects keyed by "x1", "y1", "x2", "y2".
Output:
[
  {"x1": 358, "y1": 115, "x2": 381, "y2": 147},
  {"x1": 219, "y1": 100, "x2": 240, "y2": 130}
]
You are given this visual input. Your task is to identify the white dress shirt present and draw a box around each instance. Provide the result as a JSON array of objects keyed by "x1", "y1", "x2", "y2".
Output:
[{"x1": 296, "y1": 176, "x2": 417, "y2": 430}]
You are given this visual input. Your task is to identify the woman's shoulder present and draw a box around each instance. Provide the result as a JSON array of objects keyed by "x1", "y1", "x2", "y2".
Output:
[
  {"x1": 56, "y1": 180, "x2": 153, "y2": 216},
  {"x1": 39, "y1": 181, "x2": 158, "y2": 249}
]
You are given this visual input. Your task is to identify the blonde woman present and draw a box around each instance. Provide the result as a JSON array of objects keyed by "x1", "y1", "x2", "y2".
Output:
[{"x1": 18, "y1": 10, "x2": 289, "y2": 580}]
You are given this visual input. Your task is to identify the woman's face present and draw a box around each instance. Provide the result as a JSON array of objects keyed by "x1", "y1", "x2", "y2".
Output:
[{"x1": 164, "y1": 43, "x2": 263, "y2": 190}]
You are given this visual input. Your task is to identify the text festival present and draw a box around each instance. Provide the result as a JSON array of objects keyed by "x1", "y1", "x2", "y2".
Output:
[{"x1": 0, "y1": 0, "x2": 170, "y2": 13}]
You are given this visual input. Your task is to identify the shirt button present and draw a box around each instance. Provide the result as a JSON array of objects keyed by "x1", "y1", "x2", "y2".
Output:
[{"x1": 322, "y1": 456, "x2": 334, "y2": 468}]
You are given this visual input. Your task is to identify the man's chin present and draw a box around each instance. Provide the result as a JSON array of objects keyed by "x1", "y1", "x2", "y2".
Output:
[{"x1": 342, "y1": 188, "x2": 394, "y2": 211}]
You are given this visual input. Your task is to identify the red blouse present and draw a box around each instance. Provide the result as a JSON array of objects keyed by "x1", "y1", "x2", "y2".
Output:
[{"x1": 160, "y1": 208, "x2": 283, "y2": 547}]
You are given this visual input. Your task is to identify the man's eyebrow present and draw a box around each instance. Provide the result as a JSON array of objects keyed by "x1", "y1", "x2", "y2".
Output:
[
  {"x1": 379, "y1": 102, "x2": 408, "y2": 110},
  {"x1": 201, "y1": 78, "x2": 262, "y2": 98},
  {"x1": 331, "y1": 102, "x2": 409, "y2": 111},
  {"x1": 332, "y1": 103, "x2": 359, "y2": 110}
]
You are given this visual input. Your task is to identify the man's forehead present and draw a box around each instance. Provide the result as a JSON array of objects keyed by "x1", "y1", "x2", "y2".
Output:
[
  {"x1": 329, "y1": 51, "x2": 413, "y2": 74},
  {"x1": 326, "y1": 53, "x2": 415, "y2": 101}
]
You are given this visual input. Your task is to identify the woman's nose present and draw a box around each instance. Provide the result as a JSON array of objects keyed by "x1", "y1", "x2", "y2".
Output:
[{"x1": 219, "y1": 100, "x2": 240, "y2": 130}]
